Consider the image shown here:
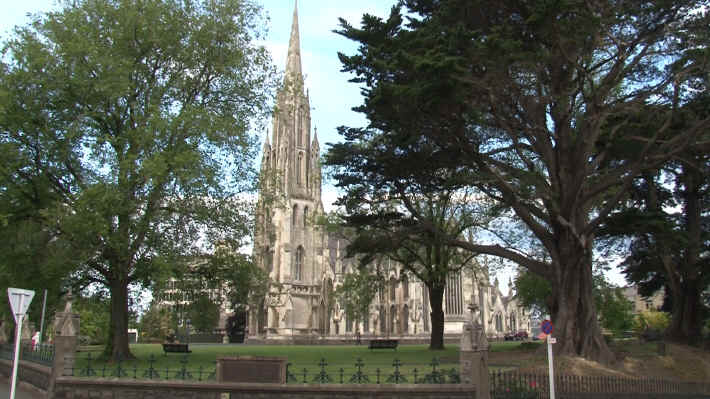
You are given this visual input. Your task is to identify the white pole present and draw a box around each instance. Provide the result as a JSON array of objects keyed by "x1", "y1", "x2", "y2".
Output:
[
  {"x1": 9, "y1": 297, "x2": 24, "y2": 399},
  {"x1": 547, "y1": 335, "x2": 556, "y2": 399},
  {"x1": 39, "y1": 289, "x2": 48, "y2": 345}
]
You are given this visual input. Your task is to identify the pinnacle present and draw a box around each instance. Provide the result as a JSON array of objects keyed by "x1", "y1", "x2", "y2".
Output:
[{"x1": 285, "y1": 1, "x2": 303, "y2": 83}]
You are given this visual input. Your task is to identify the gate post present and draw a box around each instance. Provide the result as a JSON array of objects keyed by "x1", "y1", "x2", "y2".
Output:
[
  {"x1": 48, "y1": 291, "x2": 80, "y2": 396},
  {"x1": 460, "y1": 320, "x2": 490, "y2": 399}
]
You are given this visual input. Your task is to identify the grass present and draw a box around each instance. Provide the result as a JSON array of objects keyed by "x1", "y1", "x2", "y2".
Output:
[{"x1": 72, "y1": 342, "x2": 536, "y2": 382}]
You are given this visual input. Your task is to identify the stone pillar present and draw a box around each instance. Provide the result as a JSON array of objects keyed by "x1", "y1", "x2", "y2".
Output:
[
  {"x1": 460, "y1": 321, "x2": 490, "y2": 399},
  {"x1": 48, "y1": 292, "x2": 80, "y2": 396}
]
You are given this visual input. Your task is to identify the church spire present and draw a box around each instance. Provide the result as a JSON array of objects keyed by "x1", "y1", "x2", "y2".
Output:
[{"x1": 285, "y1": 1, "x2": 303, "y2": 83}]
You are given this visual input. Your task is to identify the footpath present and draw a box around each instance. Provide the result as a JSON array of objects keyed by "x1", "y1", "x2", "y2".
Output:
[{"x1": 0, "y1": 379, "x2": 44, "y2": 399}]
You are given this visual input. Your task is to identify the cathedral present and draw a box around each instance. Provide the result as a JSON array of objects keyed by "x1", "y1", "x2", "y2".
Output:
[{"x1": 249, "y1": 3, "x2": 532, "y2": 342}]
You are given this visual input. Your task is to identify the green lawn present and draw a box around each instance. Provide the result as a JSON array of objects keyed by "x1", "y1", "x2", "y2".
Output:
[{"x1": 72, "y1": 342, "x2": 530, "y2": 382}]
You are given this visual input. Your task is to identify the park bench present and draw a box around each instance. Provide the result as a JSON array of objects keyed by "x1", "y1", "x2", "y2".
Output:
[
  {"x1": 368, "y1": 339, "x2": 398, "y2": 350},
  {"x1": 162, "y1": 343, "x2": 191, "y2": 355}
]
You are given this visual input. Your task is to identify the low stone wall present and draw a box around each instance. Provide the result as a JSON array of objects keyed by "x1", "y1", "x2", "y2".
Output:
[
  {"x1": 0, "y1": 358, "x2": 52, "y2": 392},
  {"x1": 53, "y1": 378, "x2": 477, "y2": 399}
]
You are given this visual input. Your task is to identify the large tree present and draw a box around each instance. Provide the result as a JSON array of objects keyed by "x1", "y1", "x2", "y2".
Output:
[
  {"x1": 602, "y1": 12, "x2": 710, "y2": 345},
  {"x1": 0, "y1": 0, "x2": 275, "y2": 360},
  {"x1": 335, "y1": 0, "x2": 708, "y2": 363},
  {"x1": 325, "y1": 128, "x2": 492, "y2": 348}
]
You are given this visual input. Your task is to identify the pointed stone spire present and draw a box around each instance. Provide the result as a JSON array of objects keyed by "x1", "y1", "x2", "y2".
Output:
[
  {"x1": 263, "y1": 134, "x2": 271, "y2": 151},
  {"x1": 285, "y1": 1, "x2": 303, "y2": 83},
  {"x1": 312, "y1": 127, "x2": 319, "y2": 148}
]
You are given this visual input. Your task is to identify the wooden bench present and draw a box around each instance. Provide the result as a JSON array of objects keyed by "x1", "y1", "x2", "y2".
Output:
[
  {"x1": 162, "y1": 343, "x2": 192, "y2": 355},
  {"x1": 368, "y1": 339, "x2": 398, "y2": 350}
]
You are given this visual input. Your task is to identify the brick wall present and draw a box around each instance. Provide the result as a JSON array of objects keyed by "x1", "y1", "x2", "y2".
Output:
[{"x1": 0, "y1": 358, "x2": 52, "y2": 392}]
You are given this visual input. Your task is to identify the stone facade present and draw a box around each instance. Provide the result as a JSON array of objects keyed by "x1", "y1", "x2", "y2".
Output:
[
  {"x1": 621, "y1": 286, "x2": 665, "y2": 314},
  {"x1": 249, "y1": 3, "x2": 531, "y2": 343}
]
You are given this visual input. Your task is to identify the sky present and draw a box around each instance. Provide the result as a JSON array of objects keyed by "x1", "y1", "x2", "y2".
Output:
[{"x1": 0, "y1": 0, "x2": 627, "y2": 290}]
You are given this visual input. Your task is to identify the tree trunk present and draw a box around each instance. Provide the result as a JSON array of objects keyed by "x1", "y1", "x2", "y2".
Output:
[
  {"x1": 549, "y1": 239, "x2": 614, "y2": 365},
  {"x1": 667, "y1": 277, "x2": 702, "y2": 345},
  {"x1": 665, "y1": 165, "x2": 704, "y2": 345},
  {"x1": 104, "y1": 277, "x2": 135, "y2": 361},
  {"x1": 428, "y1": 284, "x2": 445, "y2": 350}
]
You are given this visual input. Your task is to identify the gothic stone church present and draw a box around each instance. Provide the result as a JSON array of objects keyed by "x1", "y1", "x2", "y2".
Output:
[{"x1": 249, "y1": 4, "x2": 531, "y2": 342}]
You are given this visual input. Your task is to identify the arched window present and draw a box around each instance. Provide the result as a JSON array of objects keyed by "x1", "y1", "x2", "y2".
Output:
[
  {"x1": 389, "y1": 276, "x2": 397, "y2": 302},
  {"x1": 293, "y1": 246, "x2": 304, "y2": 281},
  {"x1": 402, "y1": 304, "x2": 409, "y2": 335},
  {"x1": 445, "y1": 271, "x2": 463, "y2": 315},
  {"x1": 401, "y1": 273, "x2": 409, "y2": 301},
  {"x1": 379, "y1": 305, "x2": 386, "y2": 334},
  {"x1": 292, "y1": 205, "x2": 298, "y2": 227},
  {"x1": 297, "y1": 153, "x2": 303, "y2": 185},
  {"x1": 390, "y1": 305, "x2": 397, "y2": 335},
  {"x1": 264, "y1": 247, "x2": 273, "y2": 273},
  {"x1": 303, "y1": 206, "x2": 309, "y2": 227}
]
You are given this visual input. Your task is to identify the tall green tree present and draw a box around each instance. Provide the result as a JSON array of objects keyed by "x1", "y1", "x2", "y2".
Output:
[
  {"x1": 323, "y1": 133, "x2": 491, "y2": 349},
  {"x1": 602, "y1": 11, "x2": 710, "y2": 345},
  {"x1": 187, "y1": 295, "x2": 221, "y2": 333},
  {"x1": 0, "y1": 0, "x2": 275, "y2": 360},
  {"x1": 334, "y1": 265, "x2": 381, "y2": 334},
  {"x1": 334, "y1": 0, "x2": 708, "y2": 363}
]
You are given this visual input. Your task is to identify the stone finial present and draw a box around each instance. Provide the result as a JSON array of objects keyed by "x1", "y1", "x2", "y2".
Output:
[
  {"x1": 460, "y1": 319, "x2": 489, "y2": 352},
  {"x1": 53, "y1": 288, "x2": 80, "y2": 337},
  {"x1": 64, "y1": 288, "x2": 73, "y2": 313}
]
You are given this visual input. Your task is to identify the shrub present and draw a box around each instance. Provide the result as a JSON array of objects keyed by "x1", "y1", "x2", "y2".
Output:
[{"x1": 633, "y1": 310, "x2": 670, "y2": 333}]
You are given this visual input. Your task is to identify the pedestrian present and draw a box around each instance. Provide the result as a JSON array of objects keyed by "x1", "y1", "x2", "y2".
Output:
[{"x1": 31, "y1": 331, "x2": 40, "y2": 351}]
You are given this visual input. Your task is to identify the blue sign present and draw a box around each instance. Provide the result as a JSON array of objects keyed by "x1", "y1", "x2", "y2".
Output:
[{"x1": 541, "y1": 320, "x2": 553, "y2": 335}]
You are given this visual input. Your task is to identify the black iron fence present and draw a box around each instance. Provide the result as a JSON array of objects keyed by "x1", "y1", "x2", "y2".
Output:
[
  {"x1": 490, "y1": 370, "x2": 710, "y2": 399},
  {"x1": 68, "y1": 353, "x2": 217, "y2": 381},
  {"x1": 69, "y1": 353, "x2": 460, "y2": 384},
  {"x1": 285, "y1": 357, "x2": 461, "y2": 384},
  {"x1": 0, "y1": 342, "x2": 54, "y2": 367}
]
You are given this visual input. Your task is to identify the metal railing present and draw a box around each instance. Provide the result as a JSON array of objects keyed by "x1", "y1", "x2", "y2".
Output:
[
  {"x1": 286, "y1": 357, "x2": 461, "y2": 384},
  {"x1": 69, "y1": 353, "x2": 216, "y2": 381},
  {"x1": 0, "y1": 342, "x2": 55, "y2": 367},
  {"x1": 69, "y1": 353, "x2": 461, "y2": 384},
  {"x1": 490, "y1": 370, "x2": 710, "y2": 399}
]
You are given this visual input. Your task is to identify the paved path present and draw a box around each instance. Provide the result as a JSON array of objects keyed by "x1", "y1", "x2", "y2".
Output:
[{"x1": 0, "y1": 379, "x2": 44, "y2": 399}]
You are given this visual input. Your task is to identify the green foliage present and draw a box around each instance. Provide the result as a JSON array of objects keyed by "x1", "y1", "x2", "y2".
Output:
[
  {"x1": 596, "y1": 285, "x2": 635, "y2": 336},
  {"x1": 335, "y1": 269, "x2": 381, "y2": 329},
  {"x1": 139, "y1": 305, "x2": 175, "y2": 342},
  {"x1": 515, "y1": 267, "x2": 635, "y2": 335},
  {"x1": 333, "y1": 0, "x2": 707, "y2": 363},
  {"x1": 74, "y1": 296, "x2": 111, "y2": 345},
  {"x1": 513, "y1": 270, "x2": 551, "y2": 318},
  {"x1": 187, "y1": 295, "x2": 220, "y2": 333},
  {"x1": 0, "y1": 0, "x2": 275, "y2": 359},
  {"x1": 633, "y1": 311, "x2": 671, "y2": 334}
]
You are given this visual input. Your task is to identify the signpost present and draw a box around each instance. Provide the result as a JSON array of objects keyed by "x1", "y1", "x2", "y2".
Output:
[
  {"x1": 540, "y1": 320, "x2": 556, "y2": 399},
  {"x1": 7, "y1": 288, "x2": 35, "y2": 399}
]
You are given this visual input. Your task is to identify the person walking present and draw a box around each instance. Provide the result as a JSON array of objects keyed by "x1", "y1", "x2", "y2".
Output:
[{"x1": 30, "y1": 332, "x2": 40, "y2": 351}]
